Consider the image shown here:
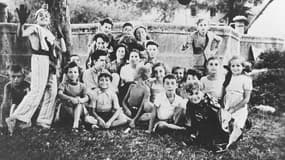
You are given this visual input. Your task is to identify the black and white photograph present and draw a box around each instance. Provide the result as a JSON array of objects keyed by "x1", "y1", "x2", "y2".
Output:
[{"x1": 0, "y1": 0, "x2": 284, "y2": 159}]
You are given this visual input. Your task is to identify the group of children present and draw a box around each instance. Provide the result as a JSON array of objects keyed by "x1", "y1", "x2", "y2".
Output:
[{"x1": 0, "y1": 4, "x2": 253, "y2": 153}]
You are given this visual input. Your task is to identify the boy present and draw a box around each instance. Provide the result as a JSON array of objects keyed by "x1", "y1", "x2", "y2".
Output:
[
  {"x1": 172, "y1": 66, "x2": 185, "y2": 85},
  {"x1": 115, "y1": 22, "x2": 134, "y2": 41},
  {"x1": 148, "y1": 74, "x2": 186, "y2": 133},
  {"x1": 57, "y1": 62, "x2": 91, "y2": 131},
  {"x1": 88, "y1": 73, "x2": 129, "y2": 129},
  {"x1": 0, "y1": 65, "x2": 30, "y2": 128},
  {"x1": 99, "y1": 18, "x2": 116, "y2": 53},
  {"x1": 145, "y1": 40, "x2": 160, "y2": 69},
  {"x1": 184, "y1": 81, "x2": 226, "y2": 152}
]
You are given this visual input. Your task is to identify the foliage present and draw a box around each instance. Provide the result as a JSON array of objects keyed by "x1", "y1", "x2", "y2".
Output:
[{"x1": 251, "y1": 50, "x2": 285, "y2": 112}]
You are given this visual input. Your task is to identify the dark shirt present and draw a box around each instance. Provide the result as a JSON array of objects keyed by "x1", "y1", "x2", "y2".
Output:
[{"x1": 6, "y1": 81, "x2": 30, "y2": 105}]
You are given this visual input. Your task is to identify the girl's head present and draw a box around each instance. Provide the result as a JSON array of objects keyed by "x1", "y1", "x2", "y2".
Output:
[
  {"x1": 134, "y1": 26, "x2": 147, "y2": 41},
  {"x1": 115, "y1": 44, "x2": 128, "y2": 62},
  {"x1": 228, "y1": 56, "x2": 247, "y2": 75},
  {"x1": 93, "y1": 33, "x2": 109, "y2": 51},
  {"x1": 64, "y1": 62, "x2": 80, "y2": 82},
  {"x1": 135, "y1": 66, "x2": 150, "y2": 81},
  {"x1": 35, "y1": 6, "x2": 50, "y2": 26},
  {"x1": 184, "y1": 81, "x2": 204, "y2": 104},
  {"x1": 206, "y1": 56, "x2": 222, "y2": 75},
  {"x1": 172, "y1": 66, "x2": 185, "y2": 82},
  {"x1": 196, "y1": 18, "x2": 209, "y2": 35},
  {"x1": 152, "y1": 62, "x2": 167, "y2": 80},
  {"x1": 128, "y1": 49, "x2": 140, "y2": 65},
  {"x1": 185, "y1": 69, "x2": 201, "y2": 84}
]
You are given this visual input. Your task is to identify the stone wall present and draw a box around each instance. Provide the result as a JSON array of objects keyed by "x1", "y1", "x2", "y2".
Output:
[{"x1": 0, "y1": 22, "x2": 284, "y2": 75}]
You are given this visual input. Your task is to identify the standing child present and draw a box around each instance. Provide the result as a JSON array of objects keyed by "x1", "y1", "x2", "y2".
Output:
[
  {"x1": 0, "y1": 65, "x2": 30, "y2": 128},
  {"x1": 89, "y1": 73, "x2": 129, "y2": 129},
  {"x1": 222, "y1": 56, "x2": 253, "y2": 149},
  {"x1": 6, "y1": 4, "x2": 66, "y2": 134},
  {"x1": 122, "y1": 66, "x2": 154, "y2": 128},
  {"x1": 148, "y1": 74, "x2": 186, "y2": 133}
]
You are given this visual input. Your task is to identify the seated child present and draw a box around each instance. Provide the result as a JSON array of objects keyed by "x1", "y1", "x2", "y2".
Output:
[
  {"x1": 172, "y1": 66, "x2": 185, "y2": 86},
  {"x1": 184, "y1": 81, "x2": 226, "y2": 151},
  {"x1": 88, "y1": 72, "x2": 129, "y2": 129},
  {"x1": 57, "y1": 62, "x2": 91, "y2": 132},
  {"x1": 0, "y1": 65, "x2": 30, "y2": 128},
  {"x1": 122, "y1": 66, "x2": 154, "y2": 128},
  {"x1": 61, "y1": 54, "x2": 84, "y2": 82},
  {"x1": 148, "y1": 74, "x2": 186, "y2": 133}
]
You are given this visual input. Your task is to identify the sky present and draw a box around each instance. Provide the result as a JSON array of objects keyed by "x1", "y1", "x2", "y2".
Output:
[{"x1": 248, "y1": 0, "x2": 285, "y2": 38}]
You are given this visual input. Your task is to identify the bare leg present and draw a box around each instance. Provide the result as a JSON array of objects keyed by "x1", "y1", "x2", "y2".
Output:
[
  {"x1": 139, "y1": 102, "x2": 154, "y2": 121},
  {"x1": 226, "y1": 125, "x2": 242, "y2": 149},
  {"x1": 154, "y1": 121, "x2": 186, "y2": 131},
  {"x1": 111, "y1": 113, "x2": 130, "y2": 127},
  {"x1": 72, "y1": 104, "x2": 83, "y2": 129}
]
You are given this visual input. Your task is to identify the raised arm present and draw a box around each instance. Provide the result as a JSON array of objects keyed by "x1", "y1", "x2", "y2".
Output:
[{"x1": 16, "y1": 5, "x2": 32, "y2": 38}]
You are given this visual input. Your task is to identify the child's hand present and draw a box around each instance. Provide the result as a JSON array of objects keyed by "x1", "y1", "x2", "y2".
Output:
[
  {"x1": 129, "y1": 120, "x2": 136, "y2": 128},
  {"x1": 98, "y1": 118, "x2": 106, "y2": 128},
  {"x1": 105, "y1": 122, "x2": 111, "y2": 129},
  {"x1": 124, "y1": 108, "x2": 132, "y2": 117},
  {"x1": 70, "y1": 98, "x2": 79, "y2": 104}
]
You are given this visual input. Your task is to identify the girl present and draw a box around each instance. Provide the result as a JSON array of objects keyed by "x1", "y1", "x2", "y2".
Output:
[
  {"x1": 120, "y1": 49, "x2": 141, "y2": 83},
  {"x1": 133, "y1": 26, "x2": 151, "y2": 48},
  {"x1": 6, "y1": 4, "x2": 66, "y2": 135},
  {"x1": 109, "y1": 44, "x2": 128, "y2": 74},
  {"x1": 149, "y1": 63, "x2": 167, "y2": 103},
  {"x1": 223, "y1": 56, "x2": 253, "y2": 150},
  {"x1": 200, "y1": 56, "x2": 225, "y2": 101}
]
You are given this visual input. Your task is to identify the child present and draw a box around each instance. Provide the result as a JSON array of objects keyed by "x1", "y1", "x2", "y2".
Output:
[
  {"x1": 148, "y1": 74, "x2": 186, "y2": 133},
  {"x1": 122, "y1": 66, "x2": 153, "y2": 128},
  {"x1": 145, "y1": 40, "x2": 160, "y2": 69},
  {"x1": 184, "y1": 81, "x2": 225, "y2": 151},
  {"x1": 172, "y1": 66, "x2": 186, "y2": 85},
  {"x1": 182, "y1": 18, "x2": 223, "y2": 73},
  {"x1": 6, "y1": 4, "x2": 66, "y2": 134},
  {"x1": 57, "y1": 62, "x2": 91, "y2": 131},
  {"x1": 115, "y1": 22, "x2": 134, "y2": 41},
  {"x1": 120, "y1": 49, "x2": 141, "y2": 83},
  {"x1": 149, "y1": 63, "x2": 167, "y2": 103},
  {"x1": 200, "y1": 56, "x2": 225, "y2": 101},
  {"x1": 222, "y1": 56, "x2": 253, "y2": 150},
  {"x1": 109, "y1": 44, "x2": 128, "y2": 74},
  {"x1": 0, "y1": 65, "x2": 30, "y2": 128},
  {"x1": 89, "y1": 73, "x2": 129, "y2": 129},
  {"x1": 62, "y1": 54, "x2": 83, "y2": 82},
  {"x1": 133, "y1": 26, "x2": 151, "y2": 47}
]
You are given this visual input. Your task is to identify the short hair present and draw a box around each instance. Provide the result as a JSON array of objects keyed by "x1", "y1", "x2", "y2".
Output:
[
  {"x1": 99, "y1": 18, "x2": 113, "y2": 26},
  {"x1": 123, "y1": 22, "x2": 133, "y2": 29},
  {"x1": 185, "y1": 69, "x2": 202, "y2": 80},
  {"x1": 134, "y1": 26, "x2": 147, "y2": 40},
  {"x1": 128, "y1": 49, "x2": 141, "y2": 59},
  {"x1": 91, "y1": 50, "x2": 107, "y2": 62},
  {"x1": 172, "y1": 66, "x2": 185, "y2": 74},
  {"x1": 70, "y1": 54, "x2": 80, "y2": 58},
  {"x1": 196, "y1": 18, "x2": 209, "y2": 25},
  {"x1": 152, "y1": 62, "x2": 167, "y2": 78},
  {"x1": 136, "y1": 66, "x2": 150, "y2": 81},
  {"x1": 163, "y1": 74, "x2": 177, "y2": 83},
  {"x1": 184, "y1": 81, "x2": 202, "y2": 93},
  {"x1": 98, "y1": 72, "x2": 113, "y2": 82},
  {"x1": 92, "y1": 33, "x2": 110, "y2": 43},
  {"x1": 64, "y1": 61, "x2": 79, "y2": 74},
  {"x1": 8, "y1": 64, "x2": 24, "y2": 74},
  {"x1": 146, "y1": 40, "x2": 159, "y2": 48},
  {"x1": 206, "y1": 56, "x2": 222, "y2": 66}
]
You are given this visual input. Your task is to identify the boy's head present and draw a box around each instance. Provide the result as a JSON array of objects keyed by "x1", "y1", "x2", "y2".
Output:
[
  {"x1": 146, "y1": 40, "x2": 159, "y2": 59},
  {"x1": 69, "y1": 54, "x2": 81, "y2": 65},
  {"x1": 8, "y1": 64, "x2": 25, "y2": 86},
  {"x1": 135, "y1": 66, "x2": 150, "y2": 81},
  {"x1": 185, "y1": 69, "x2": 201, "y2": 84},
  {"x1": 184, "y1": 81, "x2": 204, "y2": 104},
  {"x1": 64, "y1": 62, "x2": 80, "y2": 82},
  {"x1": 93, "y1": 33, "x2": 110, "y2": 50},
  {"x1": 172, "y1": 66, "x2": 185, "y2": 82},
  {"x1": 128, "y1": 49, "x2": 141, "y2": 65},
  {"x1": 206, "y1": 56, "x2": 222, "y2": 75},
  {"x1": 91, "y1": 50, "x2": 107, "y2": 69},
  {"x1": 163, "y1": 74, "x2": 177, "y2": 93},
  {"x1": 99, "y1": 18, "x2": 113, "y2": 34},
  {"x1": 134, "y1": 26, "x2": 147, "y2": 41},
  {"x1": 196, "y1": 18, "x2": 209, "y2": 36},
  {"x1": 122, "y1": 22, "x2": 133, "y2": 35},
  {"x1": 98, "y1": 72, "x2": 112, "y2": 90}
]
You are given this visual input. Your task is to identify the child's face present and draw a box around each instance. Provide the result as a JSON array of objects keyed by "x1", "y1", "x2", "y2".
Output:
[
  {"x1": 123, "y1": 26, "x2": 133, "y2": 35},
  {"x1": 207, "y1": 59, "x2": 221, "y2": 75},
  {"x1": 36, "y1": 11, "x2": 50, "y2": 26},
  {"x1": 116, "y1": 47, "x2": 126, "y2": 60},
  {"x1": 101, "y1": 23, "x2": 112, "y2": 34},
  {"x1": 70, "y1": 56, "x2": 80, "y2": 65},
  {"x1": 173, "y1": 69, "x2": 184, "y2": 81},
  {"x1": 135, "y1": 28, "x2": 147, "y2": 41},
  {"x1": 129, "y1": 51, "x2": 140, "y2": 65},
  {"x1": 186, "y1": 89, "x2": 204, "y2": 104},
  {"x1": 154, "y1": 66, "x2": 165, "y2": 79},
  {"x1": 9, "y1": 71, "x2": 24, "y2": 86},
  {"x1": 186, "y1": 74, "x2": 198, "y2": 84},
  {"x1": 230, "y1": 59, "x2": 244, "y2": 75},
  {"x1": 95, "y1": 37, "x2": 107, "y2": 50},
  {"x1": 164, "y1": 79, "x2": 177, "y2": 93},
  {"x1": 67, "y1": 66, "x2": 79, "y2": 82},
  {"x1": 147, "y1": 45, "x2": 158, "y2": 59},
  {"x1": 98, "y1": 76, "x2": 111, "y2": 89},
  {"x1": 197, "y1": 20, "x2": 209, "y2": 35},
  {"x1": 94, "y1": 56, "x2": 107, "y2": 69}
]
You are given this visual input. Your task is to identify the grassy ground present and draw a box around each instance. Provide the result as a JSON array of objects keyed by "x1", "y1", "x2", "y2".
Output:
[{"x1": 0, "y1": 111, "x2": 284, "y2": 160}]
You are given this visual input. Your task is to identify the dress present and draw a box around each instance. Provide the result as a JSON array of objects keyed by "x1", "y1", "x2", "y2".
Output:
[
  {"x1": 223, "y1": 75, "x2": 252, "y2": 128},
  {"x1": 200, "y1": 75, "x2": 225, "y2": 100}
]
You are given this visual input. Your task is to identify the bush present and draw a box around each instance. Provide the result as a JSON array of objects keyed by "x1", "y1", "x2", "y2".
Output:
[{"x1": 250, "y1": 50, "x2": 285, "y2": 112}]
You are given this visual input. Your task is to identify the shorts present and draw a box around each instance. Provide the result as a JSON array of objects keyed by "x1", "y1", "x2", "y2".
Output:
[{"x1": 97, "y1": 111, "x2": 114, "y2": 122}]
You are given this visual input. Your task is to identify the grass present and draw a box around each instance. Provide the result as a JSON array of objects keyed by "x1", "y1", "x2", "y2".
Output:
[{"x1": 0, "y1": 111, "x2": 284, "y2": 160}]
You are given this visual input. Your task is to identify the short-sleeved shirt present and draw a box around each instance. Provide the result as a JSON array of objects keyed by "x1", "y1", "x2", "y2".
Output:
[
  {"x1": 5, "y1": 81, "x2": 30, "y2": 105},
  {"x1": 154, "y1": 93, "x2": 185, "y2": 120},
  {"x1": 58, "y1": 81, "x2": 87, "y2": 98},
  {"x1": 88, "y1": 88, "x2": 120, "y2": 113},
  {"x1": 200, "y1": 75, "x2": 225, "y2": 100},
  {"x1": 120, "y1": 64, "x2": 137, "y2": 83},
  {"x1": 82, "y1": 67, "x2": 110, "y2": 90}
]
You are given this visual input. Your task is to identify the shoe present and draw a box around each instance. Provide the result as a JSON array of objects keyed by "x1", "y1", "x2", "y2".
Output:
[
  {"x1": 5, "y1": 118, "x2": 16, "y2": 136},
  {"x1": 72, "y1": 128, "x2": 79, "y2": 133}
]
